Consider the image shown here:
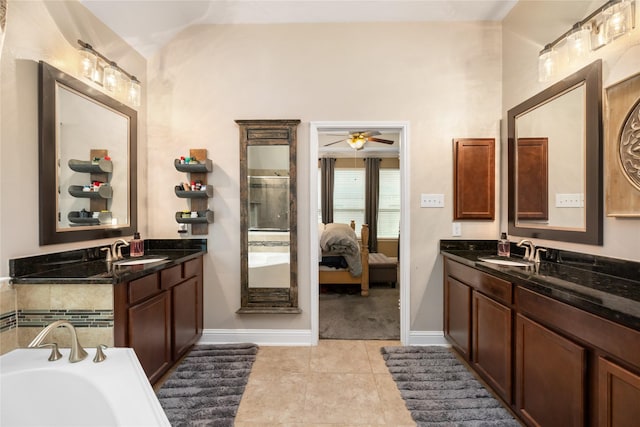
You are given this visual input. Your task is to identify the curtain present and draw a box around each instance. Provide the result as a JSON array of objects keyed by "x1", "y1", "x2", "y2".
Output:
[
  {"x1": 320, "y1": 157, "x2": 335, "y2": 224},
  {"x1": 364, "y1": 157, "x2": 381, "y2": 252}
]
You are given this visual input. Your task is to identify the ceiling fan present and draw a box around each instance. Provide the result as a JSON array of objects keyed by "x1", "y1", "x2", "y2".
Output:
[{"x1": 324, "y1": 131, "x2": 395, "y2": 150}]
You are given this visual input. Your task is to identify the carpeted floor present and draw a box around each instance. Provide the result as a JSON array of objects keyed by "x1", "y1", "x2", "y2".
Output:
[
  {"x1": 156, "y1": 343, "x2": 258, "y2": 427},
  {"x1": 319, "y1": 284, "x2": 400, "y2": 340},
  {"x1": 381, "y1": 346, "x2": 521, "y2": 426}
]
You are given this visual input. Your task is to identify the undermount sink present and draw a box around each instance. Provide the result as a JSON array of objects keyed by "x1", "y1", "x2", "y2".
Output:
[
  {"x1": 113, "y1": 256, "x2": 169, "y2": 266},
  {"x1": 477, "y1": 256, "x2": 532, "y2": 267}
]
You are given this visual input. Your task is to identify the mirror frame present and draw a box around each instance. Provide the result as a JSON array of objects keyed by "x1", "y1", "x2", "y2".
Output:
[
  {"x1": 508, "y1": 59, "x2": 602, "y2": 245},
  {"x1": 236, "y1": 119, "x2": 300, "y2": 314},
  {"x1": 38, "y1": 61, "x2": 137, "y2": 245}
]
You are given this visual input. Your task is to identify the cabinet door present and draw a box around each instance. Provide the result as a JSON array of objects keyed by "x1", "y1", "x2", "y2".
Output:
[
  {"x1": 598, "y1": 357, "x2": 640, "y2": 427},
  {"x1": 128, "y1": 292, "x2": 171, "y2": 384},
  {"x1": 473, "y1": 291, "x2": 512, "y2": 402},
  {"x1": 444, "y1": 276, "x2": 472, "y2": 359},
  {"x1": 515, "y1": 314, "x2": 586, "y2": 427},
  {"x1": 172, "y1": 276, "x2": 199, "y2": 360},
  {"x1": 453, "y1": 138, "x2": 495, "y2": 220}
]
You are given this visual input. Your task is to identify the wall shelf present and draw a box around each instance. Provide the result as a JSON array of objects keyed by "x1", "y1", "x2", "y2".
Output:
[
  {"x1": 68, "y1": 158, "x2": 113, "y2": 174},
  {"x1": 175, "y1": 185, "x2": 213, "y2": 199},
  {"x1": 68, "y1": 184, "x2": 113, "y2": 199},
  {"x1": 174, "y1": 159, "x2": 213, "y2": 173},
  {"x1": 175, "y1": 210, "x2": 214, "y2": 224},
  {"x1": 174, "y1": 149, "x2": 213, "y2": 235}
]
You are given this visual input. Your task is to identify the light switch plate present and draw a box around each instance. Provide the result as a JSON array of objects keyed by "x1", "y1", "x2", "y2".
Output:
[
  {"x1": 421, "y1": 193, "x2": 445, "y2": 208},
  {"x1": 452, "y1": 222, "x2": 462, "y2": 236},
  {"x1": 555, "y1": 193, "x2": 584, "y2": 208}
]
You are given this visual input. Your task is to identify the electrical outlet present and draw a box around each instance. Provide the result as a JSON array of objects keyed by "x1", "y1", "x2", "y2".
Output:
[
  {"x1": 452, "y1": 222, "x2": 462, "y2": 237},
  {"x1": 420, "y1": 193, "x2": 445, "y2": 208},
  {"x1": 555, "y1": 193, "x2": 584, "y2": 208}
]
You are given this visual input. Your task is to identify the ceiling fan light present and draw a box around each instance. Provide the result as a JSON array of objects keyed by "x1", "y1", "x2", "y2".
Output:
[{"x1": 347, "y1": 136, "x2": 366, "y2": 150}]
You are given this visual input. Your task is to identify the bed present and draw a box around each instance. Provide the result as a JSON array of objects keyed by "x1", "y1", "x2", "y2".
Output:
[{"x1": 318, "y1": 221, "x2": 370, "y2": 296}]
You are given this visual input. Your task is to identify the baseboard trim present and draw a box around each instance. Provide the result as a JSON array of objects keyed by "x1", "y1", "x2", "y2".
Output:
[
  {"x1": 199, "y1": 329, "x2": 314, "y2": 346},
  {"x1": 200, "y1": 328, "x2": 448, "y2": 347},
  {"x1": 407, "y1": 330, "x2": 450, "y2": 346}
]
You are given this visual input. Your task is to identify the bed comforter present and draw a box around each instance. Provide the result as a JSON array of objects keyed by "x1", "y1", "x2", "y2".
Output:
[{"x1": 319, "y1": 223, "x2": 362, "y2": 276}]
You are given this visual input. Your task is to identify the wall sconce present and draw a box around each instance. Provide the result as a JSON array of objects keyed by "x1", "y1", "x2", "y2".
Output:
[
  {"x1": 77, "y1": 39, "x2": 142, "y2": 107},
  {"x1": 538, "y1": 0, "x2": 635, "y2": 82}
]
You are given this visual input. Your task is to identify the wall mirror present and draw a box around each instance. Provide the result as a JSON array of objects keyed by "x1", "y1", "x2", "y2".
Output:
[
  {"x1": 39, "y1": 61, "x2": 137, "y2": 245},
  {"x1": 508, "y1": 60, "x2": 602, "y2": 245},
  {"x1": 237, "y1": 119, "x2": 300, "y2": 314}
]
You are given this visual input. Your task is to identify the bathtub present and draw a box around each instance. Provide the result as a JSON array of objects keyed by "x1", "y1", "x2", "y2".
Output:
[
  {"x1": 248, "y1": 251, "x2": 290, "y2": 288},
  {"x1": 0, "y1": 347, "x2": 170, "y2": 426}
]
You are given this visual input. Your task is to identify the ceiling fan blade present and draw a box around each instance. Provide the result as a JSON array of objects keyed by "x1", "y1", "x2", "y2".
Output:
[
  {"x1": 324, "y1": 138, "x2": 347, "y2": 146},
  {"x1": 368, "y1": 137, "x2": 395, "y2": 145},
  {"x1": 361, "y1": 130, "x2": 382, "y2": 137}
]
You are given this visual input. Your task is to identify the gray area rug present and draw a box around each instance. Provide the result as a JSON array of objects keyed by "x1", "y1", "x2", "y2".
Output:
[
  {"x1": 320, "y1": 285, "x2": 400, "y2": 340},
  {"x1": 381, "y1": 346, "x2": 521, "y2": 426},
  {"x1": 156, "y1": 343, "x2": 258, "y2": 427}
]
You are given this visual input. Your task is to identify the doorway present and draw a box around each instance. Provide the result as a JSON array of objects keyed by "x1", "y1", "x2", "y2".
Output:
[{"x1": 309, "y1": 121, "x2": 410, "y2": 344}]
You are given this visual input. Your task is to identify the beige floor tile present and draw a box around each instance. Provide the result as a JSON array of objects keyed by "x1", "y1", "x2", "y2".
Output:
[
  {"x1": 373, "y1": 373, "x2": 405, "y2": 403},
  {"x1": 251, "y1": 346, "x2": 311, "y2": 378},
  {"x1": 363, "y1": 340, "x2": 400, "y2": 374},
  {"x1": 310, "y1": 340, "x2": 371, "y2": 373},
  {"x1": 236, "y1": 373, "x2": 308, "y2": 424},
  {"x1": 302, "y1": 372, "x2": 386, "y2": 424}
]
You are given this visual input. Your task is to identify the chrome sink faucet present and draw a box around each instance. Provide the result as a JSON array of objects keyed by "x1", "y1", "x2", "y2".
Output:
[
  {"x1": 28, "y1": 320, "x2": 88, "y2": 363},
  {"x1": 517, "y1": 239, "x2": 536, "y2": 262}
]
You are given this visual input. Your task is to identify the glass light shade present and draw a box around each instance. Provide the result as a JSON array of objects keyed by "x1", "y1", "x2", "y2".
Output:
[
  {"x1": 538, "y1": 47, "x2": 558, "y2": 82},
  {"x1": 603, "y1": 0, "x2": 633, "y2": 43},
  {"x1": 348, "y1": 136, "x2": 366, "y2": 150},
  {"x1": 103, "y1": 62, "x2": 121, "y2": 93},
  {"x1": 78, "y1": 47, "x2": 97, "y2": 80},
  {"x1": 128, "y1": 77, "x2": 141, "y2": 107},
  {"x1": 566, "y1": 25, "x2": 591, "y2": 64}
]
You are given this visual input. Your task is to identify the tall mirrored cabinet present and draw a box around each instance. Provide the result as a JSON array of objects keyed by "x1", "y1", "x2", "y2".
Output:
[{"x1": 236, "y1": 119, "x2": 300, "y2": 313}]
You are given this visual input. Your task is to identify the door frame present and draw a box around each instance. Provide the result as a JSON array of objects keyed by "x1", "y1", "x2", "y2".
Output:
[{"x1": 309, "y1": 121, "x2": 411, "y2": 344}]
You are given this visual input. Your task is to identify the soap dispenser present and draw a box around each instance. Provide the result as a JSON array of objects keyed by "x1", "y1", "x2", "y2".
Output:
[
  {"x1": 498, "y1": 232, "x2": 510, "y2": 257},
  {"x1": 130, "y1": 232, "x2": 144, "y2": 257}
]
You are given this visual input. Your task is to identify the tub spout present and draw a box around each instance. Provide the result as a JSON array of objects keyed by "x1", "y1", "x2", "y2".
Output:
[{"x1": 28, "y1": 320, "x2": 88, "y2": 363}]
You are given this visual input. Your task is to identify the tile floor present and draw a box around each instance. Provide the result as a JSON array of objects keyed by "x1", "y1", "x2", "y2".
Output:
[{"x1": 234, "y1": 339, "x2": 416, "y2": 426}]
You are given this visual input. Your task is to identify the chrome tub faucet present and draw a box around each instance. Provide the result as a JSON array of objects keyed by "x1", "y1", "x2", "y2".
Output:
[{"x1": 28, "y1": 320, "x2": 88, "y2": 363}]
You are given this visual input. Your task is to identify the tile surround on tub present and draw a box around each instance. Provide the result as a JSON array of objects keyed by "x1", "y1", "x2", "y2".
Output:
[{"x1": 0, "y1": 284, "x2": 17, "y2": 355}]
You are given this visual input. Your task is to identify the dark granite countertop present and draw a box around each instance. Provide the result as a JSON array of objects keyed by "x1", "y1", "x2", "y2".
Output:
[
  {"x1": 9, "y1": 239, "x2": 207, "y2": 285},
  {"x1": 440, "y1": 240, "x2": 640, "y2": 331}
]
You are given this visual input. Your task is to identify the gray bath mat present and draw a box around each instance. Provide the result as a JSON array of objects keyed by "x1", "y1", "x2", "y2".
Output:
[
  {"x1": 157, "y1": 343, "x2": 258, "y2": 426},
  {"x1": 381, "y1": 346, "x2": 521, "y2": 426}
]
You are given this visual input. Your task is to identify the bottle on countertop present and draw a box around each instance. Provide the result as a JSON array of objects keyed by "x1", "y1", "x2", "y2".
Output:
[
  {"x1": 130, "y1": 232, "x2": 144, "y2": 257},
  {"x1": 497, "y1": 232, "x2": 510, "y2": 257}
]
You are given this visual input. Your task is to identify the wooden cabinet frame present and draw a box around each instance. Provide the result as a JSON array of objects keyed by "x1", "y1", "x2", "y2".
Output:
[{"x1": 453, "y1": 138, "x2": 495, "y2": 220}]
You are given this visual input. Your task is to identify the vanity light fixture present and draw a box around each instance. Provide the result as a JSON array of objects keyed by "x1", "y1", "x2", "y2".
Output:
[
  {"x1": 77, "y1": 39, "x2": 142, "y2": 107},
  {"x1": 538, "y1": 0, "x2": 635, "y2": 82}
]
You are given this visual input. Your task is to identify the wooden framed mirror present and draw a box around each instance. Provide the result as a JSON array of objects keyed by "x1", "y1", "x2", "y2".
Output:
[
  {"x1": 39, "y1": 61, "x2": 137, "y2": 245},
  {"x1": 508, "y1": 60, "x2": 602, "y2": 245},
  {"x1": 236, "y1": 119, "x2": 300, "y2": 314}
]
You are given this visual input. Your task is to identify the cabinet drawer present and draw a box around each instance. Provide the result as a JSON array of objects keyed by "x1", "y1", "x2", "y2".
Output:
[
  {"x1": 129, "y1": 273, "x2": 160, "y2": 305},
  {"x1": 161, "y1": 264, "x2": 183, "y2": 289},
  {"x1": 184, "y1": 257, "x2": 202, "y2": 279},
  {"x1": 445, "y1": 259, "x2": 512, "y2": 305}
]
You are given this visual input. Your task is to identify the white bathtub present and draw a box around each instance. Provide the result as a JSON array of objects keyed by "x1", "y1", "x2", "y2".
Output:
[
  {"x1": 248, "y1": 251, "x2": 290, "y2": 288},
  {"x1": 0, "y1": 348, "x2": 170, "y2": 427}
]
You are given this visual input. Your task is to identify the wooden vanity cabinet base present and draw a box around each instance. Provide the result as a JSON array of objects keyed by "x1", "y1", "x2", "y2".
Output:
[{"x1": 114, "y1": 256, "x2": 203, "y2": 385}]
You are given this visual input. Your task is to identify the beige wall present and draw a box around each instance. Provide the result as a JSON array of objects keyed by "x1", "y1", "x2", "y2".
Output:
[
  {"x1": 0, "y1": 0, "x2": 147, "y2": 275},
  {"x1": 502, "y1": 1, "x2": 640, "y2": 262},
  {"x1": 147, "y1": 22, "x2": 503, "y2": 334}
]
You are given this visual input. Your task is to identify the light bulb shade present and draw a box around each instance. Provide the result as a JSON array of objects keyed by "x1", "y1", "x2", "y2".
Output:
[
  {"x1": 566, "y1": 25, "x2": 591, "y2": 63},
  {"x1": 348, "y1": 136, "x2": 366, "y2": 150},
  {"x1": 103, "y1": 62, "x2": 121, "y2": 93},
  {"x1": 78, "y1": 47, "x2": 97, "y2": 81},
  {"x1": 603, "y1": 0, "x2": 633, "y2": 43},
  {"x1": 538, "y1": 47, "x2": 558, "y2": 82},
  {"x1": 128, "y1": 77, "x2": 141, "y2": 107}
]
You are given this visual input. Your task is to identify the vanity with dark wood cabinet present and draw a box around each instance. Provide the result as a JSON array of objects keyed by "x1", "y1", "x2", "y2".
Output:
[{"x1": 442, "y1": 242, "x2": 640, "y2": 427}]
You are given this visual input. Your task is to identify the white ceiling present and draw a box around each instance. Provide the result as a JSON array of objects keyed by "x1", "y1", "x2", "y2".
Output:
[{"x1": 80, "y1": 0, "x2": 517, "y2": 58}]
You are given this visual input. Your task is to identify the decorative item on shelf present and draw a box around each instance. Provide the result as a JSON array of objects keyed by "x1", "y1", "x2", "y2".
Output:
[
  {"x1": 174, "y1": 149, "x2": 213, "y2": 235},
  {"x1": 538, "y1": 0, "x2": 635, "y2": 82},
  {"x1": 76, "y1": 39, "x2": 141, "y2": 107}
]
